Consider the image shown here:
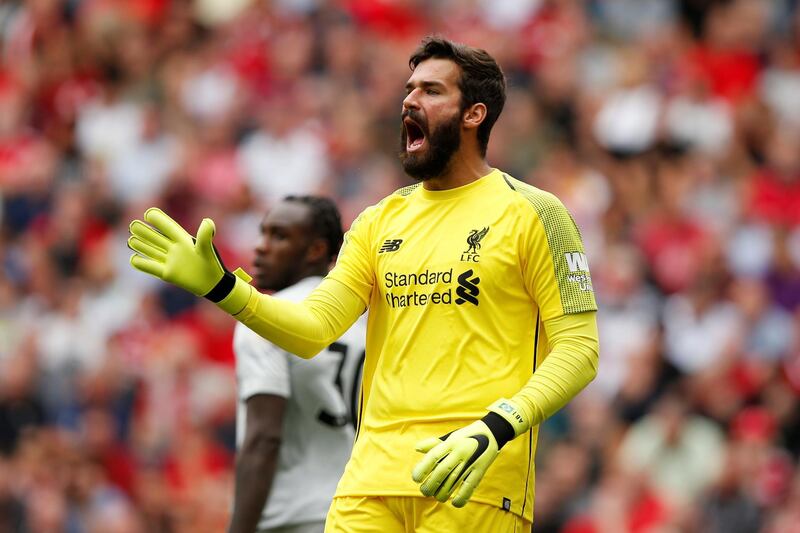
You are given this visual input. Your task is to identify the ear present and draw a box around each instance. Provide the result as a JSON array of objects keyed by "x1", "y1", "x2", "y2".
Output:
[
  {"x1": 304, "y1": 238, "x2": 329, "y2": 264},
  {"x1": 462, "y1": 103, "x2": 487, "y2": 130}
]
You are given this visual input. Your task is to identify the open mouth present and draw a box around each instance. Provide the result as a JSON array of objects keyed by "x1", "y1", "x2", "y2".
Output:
[{"x1": 404, "y1": 117, "x2": 426, "y2": 153}]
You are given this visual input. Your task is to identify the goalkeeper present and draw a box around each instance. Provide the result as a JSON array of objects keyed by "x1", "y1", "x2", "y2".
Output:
[{"x1": 129, "y1": 37, "x2": 599, "y2": 532}]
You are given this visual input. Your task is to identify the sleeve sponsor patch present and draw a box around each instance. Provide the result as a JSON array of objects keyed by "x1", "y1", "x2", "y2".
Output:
[{"x1": 564, "y1": 252, "x2": 594, "y2": 293}]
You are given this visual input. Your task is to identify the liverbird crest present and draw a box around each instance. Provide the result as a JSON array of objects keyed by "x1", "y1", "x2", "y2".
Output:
[{"x1": 465, "y1": 227, "x2": 489, "y2": 254}]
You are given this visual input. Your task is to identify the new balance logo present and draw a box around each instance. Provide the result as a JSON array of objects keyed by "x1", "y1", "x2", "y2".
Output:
[
  {"x1": 564, "y1": 252, "x2": 589, "y2": 273},
  {"x1": 455, "y1": 269, "x2": 480, "y2": 306},
  {"x1": 379, "y1": 239, "x2": 403, "y2": 253}
]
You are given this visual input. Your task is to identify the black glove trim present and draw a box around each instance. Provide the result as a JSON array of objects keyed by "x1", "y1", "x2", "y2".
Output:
[
  {"x1": 481, "y1": 412, "x2": 515, "y2": 449},
  {"x1": 204, "y1": 270, "x2": 236, "y2": 303}
]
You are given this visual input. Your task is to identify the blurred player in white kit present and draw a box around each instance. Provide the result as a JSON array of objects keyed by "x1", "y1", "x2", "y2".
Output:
[{"x1": 229, "y1": 196, "x2": 366, "y2": 533}]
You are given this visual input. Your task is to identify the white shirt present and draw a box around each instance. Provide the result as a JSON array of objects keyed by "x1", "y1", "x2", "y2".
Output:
[{"x1": 234, "y1": 276, "x2": 366, "y2": 529}]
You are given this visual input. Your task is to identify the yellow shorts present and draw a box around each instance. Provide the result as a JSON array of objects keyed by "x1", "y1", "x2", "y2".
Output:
[{"x1": 325, "y1": 496, "x2": 531, "y2": 533}]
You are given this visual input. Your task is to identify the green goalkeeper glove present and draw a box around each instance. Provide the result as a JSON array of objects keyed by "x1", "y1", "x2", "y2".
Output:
[
  {"x1": 411, "y1": 398, "x2": 529, "y2": 508},
  {"x1": 128, "y1": 207, "x2": 251, "y2": 313}
]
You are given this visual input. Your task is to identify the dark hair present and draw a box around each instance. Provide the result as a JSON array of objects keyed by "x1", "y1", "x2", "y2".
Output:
[
  {"x1": 409, "y1": 36, "x2": 506, "y2": 157},
  {"x1": 284, "y1": 195, "x2": 344, "y2": 262}
]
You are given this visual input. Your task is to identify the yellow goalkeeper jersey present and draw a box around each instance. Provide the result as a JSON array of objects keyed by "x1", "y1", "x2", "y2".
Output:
[{"x1": 327, "y1": 169, "x2": 596, "y2": 520}]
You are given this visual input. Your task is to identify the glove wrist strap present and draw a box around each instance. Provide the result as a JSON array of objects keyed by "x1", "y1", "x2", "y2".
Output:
[
  {"x1": 480, "y1": 412, "x2": 515, "y2": 449},
  {"x1": 204, "y1": 270, "x2": 236, "y2": 303},
  {"x1": 214, "y1": 268, "x2": 253, "y2": 315},
  {"x1": 486, "y1": 398, "x2": 530, "y2": 441}
]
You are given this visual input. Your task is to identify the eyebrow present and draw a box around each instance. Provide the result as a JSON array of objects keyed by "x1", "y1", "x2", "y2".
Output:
[
  {"x1": 262, "y1": 221, "x2": 289, "y2": 230},
  {"x1": 405, "y1": 80, "x2": 446, "y2": 91}
]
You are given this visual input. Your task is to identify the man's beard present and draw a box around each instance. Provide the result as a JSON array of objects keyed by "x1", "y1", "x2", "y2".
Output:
[{"x1": 399, "y1": 110, "x2": 461, "y2": 181}]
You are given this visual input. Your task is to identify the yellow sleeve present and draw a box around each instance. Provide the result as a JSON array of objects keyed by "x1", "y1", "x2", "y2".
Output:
[
  {"x1": 325, "y1": 205, "x2": 377, "y2": 307},
  {"x1": 231, "y1": 277, "x2": 365, "y2": 359},
  {"x1": 211, "y1": 205, "x2": 377, "y2": 359},
  {"x1": 509, "y1": 311, "x2": 599, "y2": 428},
  {"x1": 520, "y1": 190, "x2": 597, "y2": 320}
]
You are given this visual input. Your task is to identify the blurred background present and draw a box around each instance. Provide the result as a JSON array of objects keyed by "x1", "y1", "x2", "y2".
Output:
[{"x1": 1, "y1": 0, "x2": 800, "y2": 531}]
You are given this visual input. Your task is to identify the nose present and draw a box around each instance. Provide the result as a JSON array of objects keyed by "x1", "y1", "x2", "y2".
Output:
[
  {"x1": 255, "y1": 235, "x2": 271, "y2": 256},
  {"x1": 402, "y1": 88, "x2": 420, "y2": 112}
]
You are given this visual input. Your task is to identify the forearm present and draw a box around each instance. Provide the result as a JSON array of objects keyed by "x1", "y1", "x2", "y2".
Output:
[
  {"x1": 505, "y1": 312, "x2": 599, "y2": 431},
  {"x1": 228, "y1": 442, "x2": 280, "y2": 533},
  {"x1": 412, "y1": 312, "x2": 598, "y2": 507},
  {"x1": 221, "y1": 276, "x2": 367, "y2": 359}
]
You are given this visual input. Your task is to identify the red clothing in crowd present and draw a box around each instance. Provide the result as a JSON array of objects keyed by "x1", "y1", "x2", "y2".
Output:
[
  {"x1": 749, "y1": 170, "x2": 800, "y2": 227},
  {"x1": 687, "y1": 45, "x2": 761, "y2": 103},
  {"x1": 636, "y1": 214, "x2": 710, "y2": 294},
  {"x1": 562, "y1": 489, "x2": 668, "y2": 533}
]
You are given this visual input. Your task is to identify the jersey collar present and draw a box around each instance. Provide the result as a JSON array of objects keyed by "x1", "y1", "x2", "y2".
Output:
[{"x1": 417, "y1": 169, "x2": 501, "y2": 202}]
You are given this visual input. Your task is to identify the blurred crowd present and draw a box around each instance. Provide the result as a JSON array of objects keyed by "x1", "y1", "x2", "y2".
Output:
[{"x1": 1, "y1": 0, "x2": 800, "y2": 531}]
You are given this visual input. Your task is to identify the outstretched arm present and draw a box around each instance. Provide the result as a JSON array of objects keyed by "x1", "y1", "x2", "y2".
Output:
[{"x1": 128, "y1": 208, "x2": 370, "y2": 358}]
